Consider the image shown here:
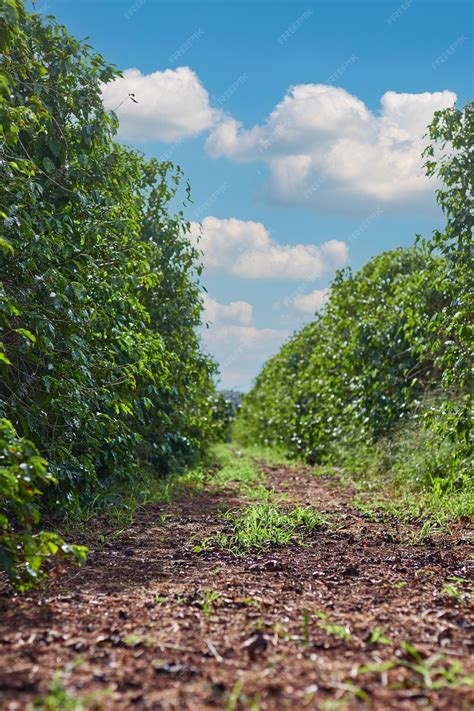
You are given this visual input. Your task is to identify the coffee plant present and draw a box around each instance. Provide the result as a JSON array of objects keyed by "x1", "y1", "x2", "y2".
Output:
[
  {"x1": 0, "y1": 1, "x2": 216, "y2": 586},
  {"x1": 0, "y1": 419, "x2": 87, "y2": 590},
  {"x1": 235, "y1": 102, "x2": 473, "y2": 490}
]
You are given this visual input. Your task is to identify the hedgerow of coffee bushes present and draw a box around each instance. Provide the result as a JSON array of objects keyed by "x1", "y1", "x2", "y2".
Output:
[
  {"x1": 235, "y1": 102, "x2": 473, "y2": 492},
  {"x1": 0, "y1": 1, "x2": 216, "y2": 583}
]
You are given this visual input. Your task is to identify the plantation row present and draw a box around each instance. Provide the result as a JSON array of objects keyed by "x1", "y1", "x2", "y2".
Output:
[
  {"x1": 0, "y1": 1, "x2": 219, "y2": 587},
  {"x1": 0, "y1": 0, "x2": 472, "y2": 592},
  {"x1": 235, "y1": 102, "x2": 473, "y2": 507}
]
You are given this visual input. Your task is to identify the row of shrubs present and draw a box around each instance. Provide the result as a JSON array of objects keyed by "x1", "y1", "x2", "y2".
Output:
[
  {"x1": 0, "y1": 2, "x2": 219, "y2": 587},
  {"x1": 235, "y1": 102, "x2": 472, "y2": 510}
]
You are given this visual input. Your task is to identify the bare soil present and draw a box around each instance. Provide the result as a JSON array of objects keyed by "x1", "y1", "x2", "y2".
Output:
[{"x1": 1, "y1": 460, "x2": 473, "y2": 710}]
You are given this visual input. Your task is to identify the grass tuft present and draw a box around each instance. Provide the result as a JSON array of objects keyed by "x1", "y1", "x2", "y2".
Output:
[{"x1": 214, "y1": 502, "x2": 325, "y2": 554}]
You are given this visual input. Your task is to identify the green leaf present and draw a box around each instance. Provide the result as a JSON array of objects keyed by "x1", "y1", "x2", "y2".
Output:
[{"x1": 15, "y1": 328, "x2": 36, "y2": 344}]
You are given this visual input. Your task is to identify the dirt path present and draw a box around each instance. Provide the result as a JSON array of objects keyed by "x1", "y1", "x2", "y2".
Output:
[{"x1": 1, "y1": 458, "x2": 473, "y2": 710}]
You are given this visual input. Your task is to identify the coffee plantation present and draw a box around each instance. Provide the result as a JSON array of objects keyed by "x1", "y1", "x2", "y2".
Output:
[{"x1": 0, "y1": 0, "x2": 472, "y2": 591}]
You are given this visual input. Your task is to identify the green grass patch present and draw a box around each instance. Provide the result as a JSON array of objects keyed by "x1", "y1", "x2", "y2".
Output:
[
  {"x1": 315, "y1": 610, "x2": 352, "y2": 641},
  {"x1": 339, "y1": 414, "x2": 474, "y2": 527},
  {"x1": 353, "y1": 485, "x2": 474, "y2": 534},
  {"x1": 210, "y1": 502, "x2": 325, "y2": 554},
  {"x1": 59, "y1": 465, "x2": 206, "y2": 532},
  {"x1": 207, "y1": 444, "x2": 263, "y2": 493},
  {"x1": 355, "y1": 643, "x2": 474, "y2": 691},
  {"x1": 234, "y1": 444, "x2": 296, "y2": 467}
]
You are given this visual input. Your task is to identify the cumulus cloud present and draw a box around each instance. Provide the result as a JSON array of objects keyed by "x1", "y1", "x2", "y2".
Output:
[
  {"x1": 102, "y1": 68, "x2": 455, "y2": 212},
  {"x1": 202, "y1": 323, "x2": 289, "y2": 391},
  {"x1": 199, "y1": 293, "x2": 288, "y2": 390},
  {"x1": 293, "y1": 288, "x2": 330, "y2": 314},
  {"x1": 102, "y1": 66, "x2": 222, "y2": 142},
  {"x1": 191, "y1": 216, "x2": 348, "y2": 280},
  {"x1": 205, "y1": 84, "x2": 456, "y2": 213},
  {"x1": 202, "y1": 294, "x2": 253, "y2": 325}
]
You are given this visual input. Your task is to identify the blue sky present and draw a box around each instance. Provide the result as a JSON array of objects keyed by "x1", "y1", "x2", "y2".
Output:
[{"x1": 34, "y1": 0, "x2": 472, "y2": 390}]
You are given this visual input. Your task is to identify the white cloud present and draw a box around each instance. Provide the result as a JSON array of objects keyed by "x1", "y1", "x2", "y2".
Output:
[
  {"x1": 203, "y1": 323, "x2": 289, "y2": 391},
  {"x1": 102, "y1": 68, "x2": 456, "y2": 213},
  {"x1": 205, "y1": 85, "x2": 456, "y2": 212},
  {"x1": 202, "y1": 294, "x2": 253, "y2": 325},
  {"x1": 293, "y1": 288, "x2": 330, "y2": 314},
  {"x1": 191, "y1": 216, "x2": 348, "y2": 280},
  {"x1": 102, "y1": 66, "x2": 222, "y2": 142},
  {"x1": 199, "y1": 293, "x2": 288, "y2": 390}
]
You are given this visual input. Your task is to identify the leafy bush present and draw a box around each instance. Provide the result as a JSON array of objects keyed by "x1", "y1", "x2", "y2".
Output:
[
  {"x1": 0, "y1": 1, "x2": 218, "y2": 587},
  {"x1": 235, "y1": 102, "x2": 472, "y2": 507},
  {"x1": 0, "y1": 419, "x2": 87, "y2": 590},
  {"x1": 0, "y1": 1, "x2": 215, "y2": 505},
  {"x1": 236, "y1": 246, "x2": 442, "y2": 460}
]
